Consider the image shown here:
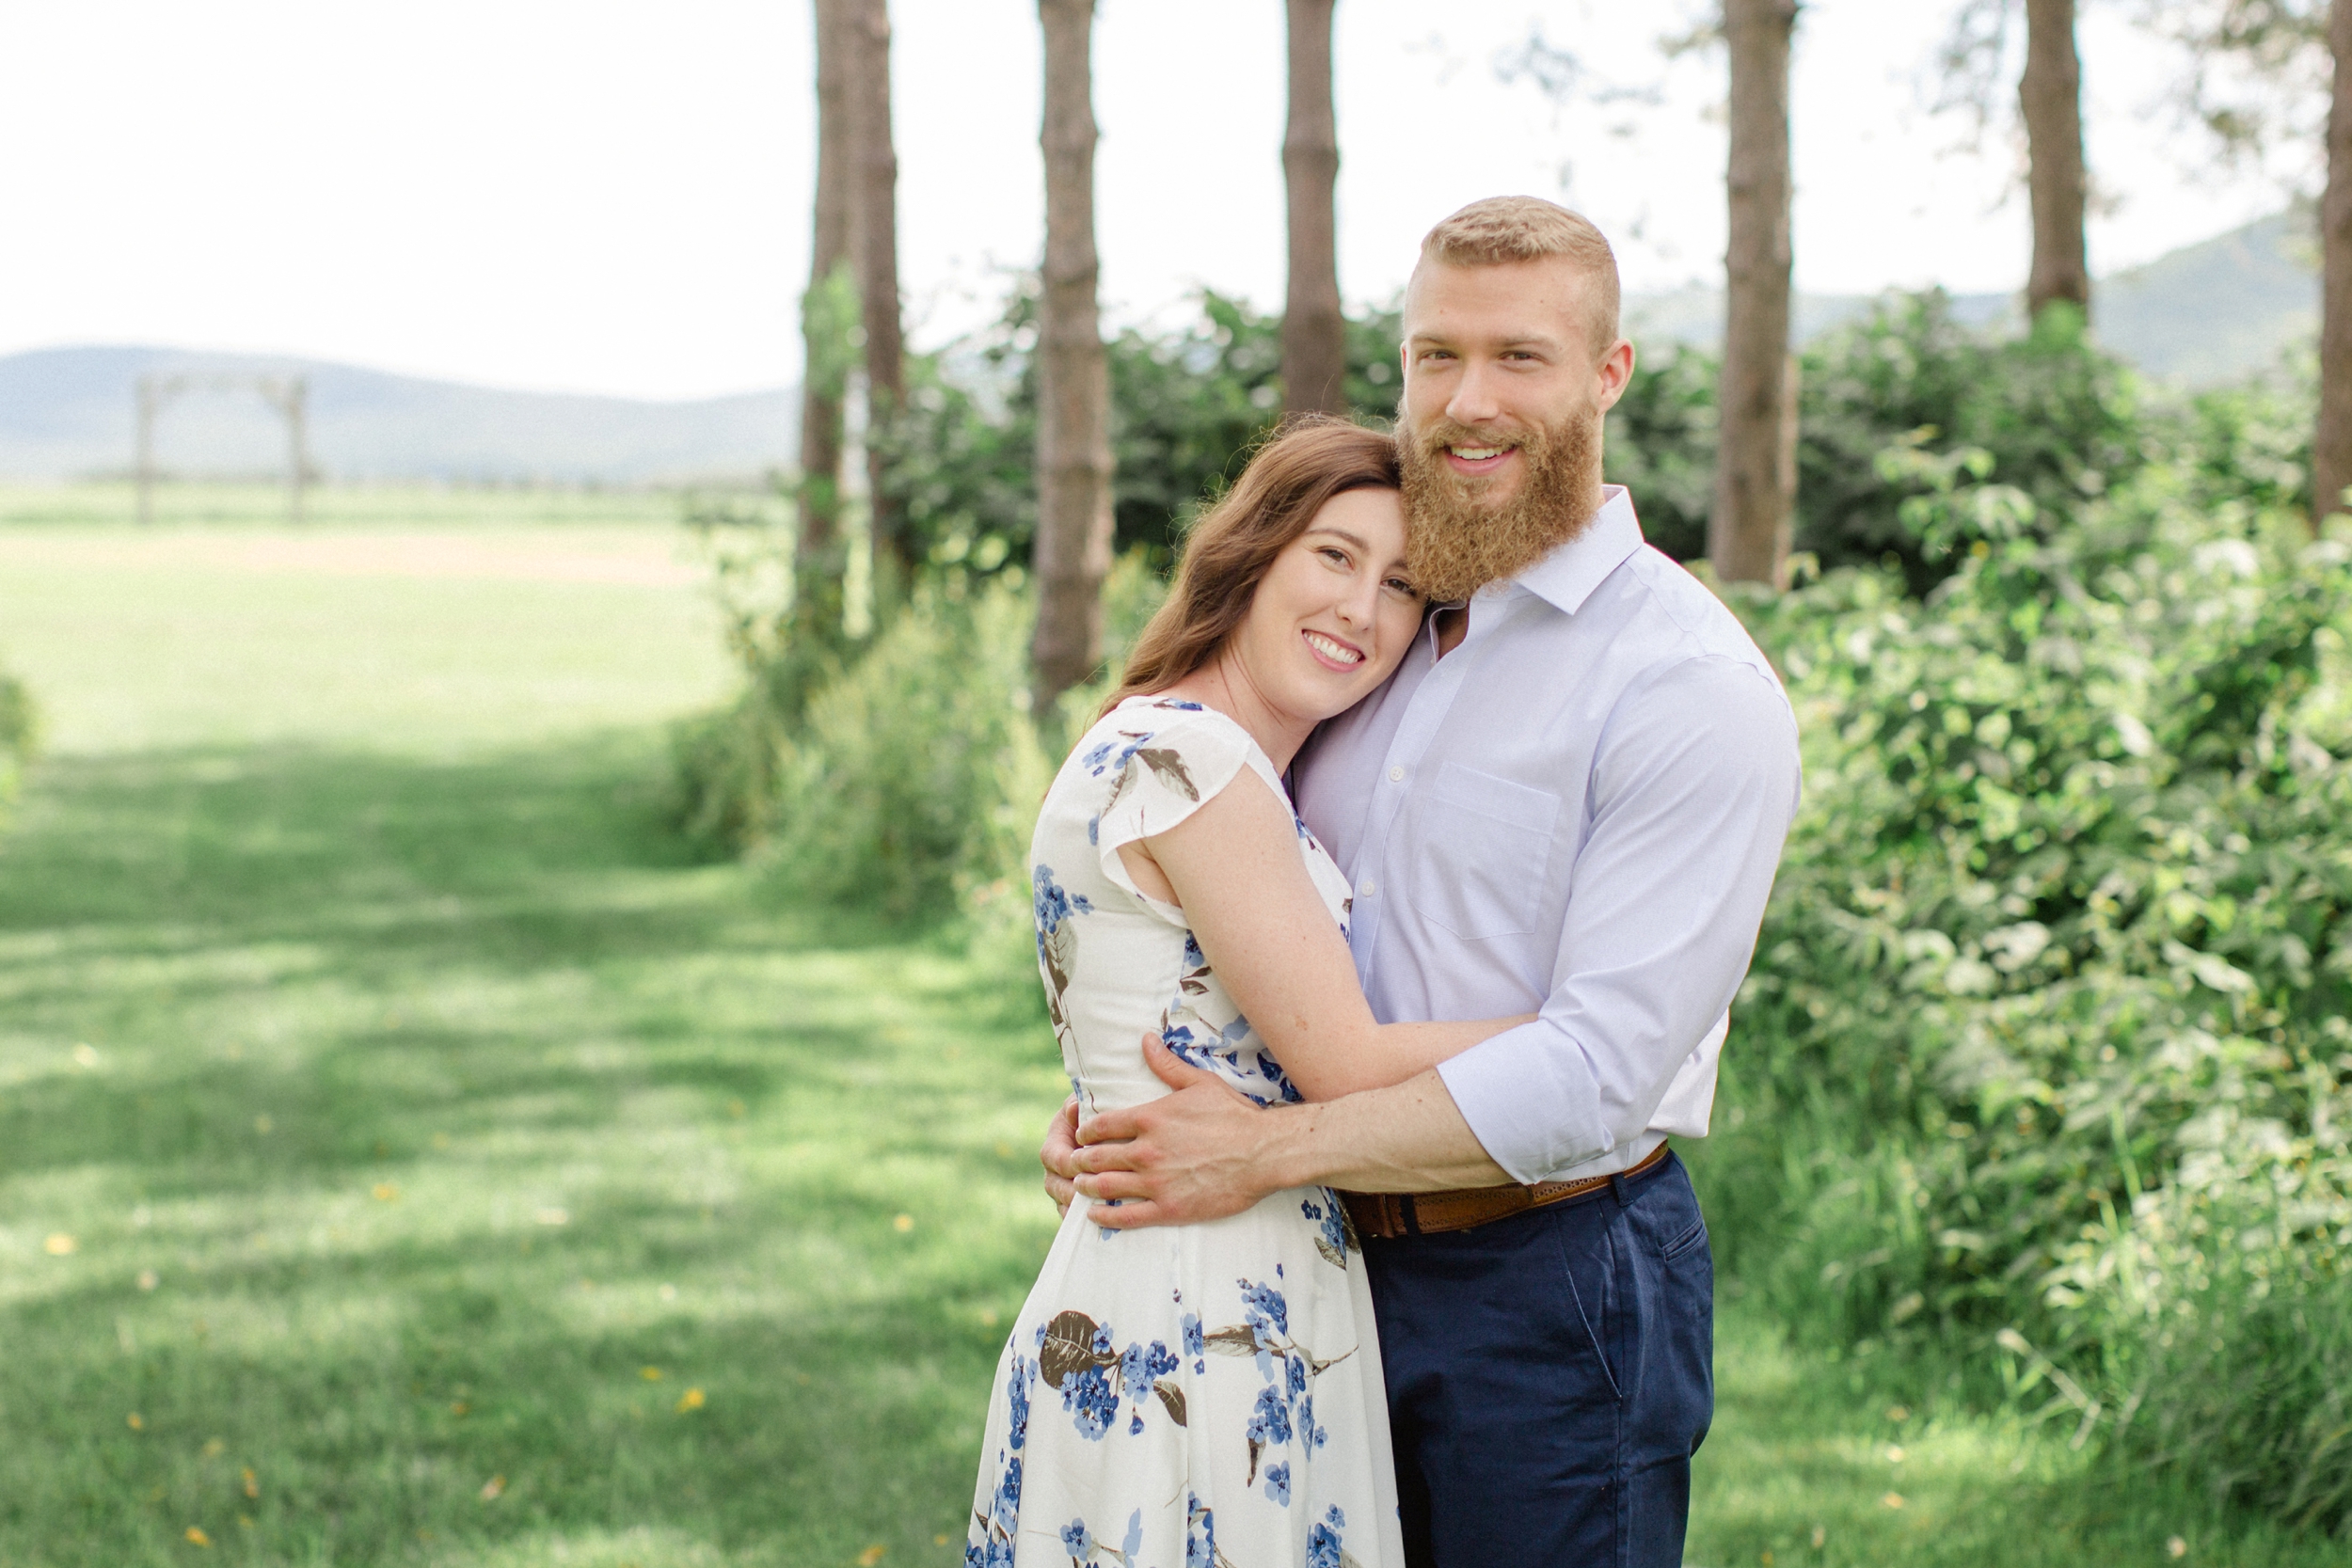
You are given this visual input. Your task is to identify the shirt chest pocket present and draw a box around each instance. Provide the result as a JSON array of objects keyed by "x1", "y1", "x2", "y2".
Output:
[{"x1": 1406, "y1": 762, "x2": 1562, "y2": 941}]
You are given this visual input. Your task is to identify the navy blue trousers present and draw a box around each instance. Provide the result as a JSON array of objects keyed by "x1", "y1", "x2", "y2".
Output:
[{"x1": 1361, "y1": 1153, "x2": 1713, "y2": 1568}]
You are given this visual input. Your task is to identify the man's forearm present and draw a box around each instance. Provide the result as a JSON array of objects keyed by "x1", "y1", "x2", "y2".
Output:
[{"x1": 1263, "y1": 1069, "x2": 1511, "y2": 1193}]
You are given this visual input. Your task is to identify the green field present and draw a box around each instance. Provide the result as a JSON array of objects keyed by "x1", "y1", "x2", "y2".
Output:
[{"x1": 0, "y1": 504, "x2": 2330, "y2": 1565}]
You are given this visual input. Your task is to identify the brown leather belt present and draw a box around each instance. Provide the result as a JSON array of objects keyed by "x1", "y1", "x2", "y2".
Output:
[{"x1": 1340, "y1": 1139, "x2": 1672, "y2": 1240}]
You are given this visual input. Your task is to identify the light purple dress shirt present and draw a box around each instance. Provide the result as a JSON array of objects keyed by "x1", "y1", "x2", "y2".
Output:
[{"x1": 1293, "y1": 486, "x2": 1803, "y2": 1185}]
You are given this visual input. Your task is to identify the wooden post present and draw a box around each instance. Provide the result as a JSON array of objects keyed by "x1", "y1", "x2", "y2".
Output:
[
  {"x1": 135, "y1": 374, "x2": 158, "y2": 526},
  {"x1": 285, "y1": 375, "x2": 310, "y2": 526}
]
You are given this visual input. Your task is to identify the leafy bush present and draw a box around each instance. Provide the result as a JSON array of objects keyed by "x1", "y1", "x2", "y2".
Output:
[
  {"x1": 1704, "y1": 451, "x2": 2352, "y2": 1528},
  {"x1": 0, "y1": 664, "x2": 36, "y2": 821},
  {"x1": 755, "y1": 580, "x2": 1048, "y2": 921},
  {"x1": 880, "y1": 282, "x2": 1404, "y2": 582}
]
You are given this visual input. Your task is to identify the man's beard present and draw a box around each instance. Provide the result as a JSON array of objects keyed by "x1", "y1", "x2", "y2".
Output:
[{"x1": 1399, "y1": 404, "x2": 1605, "y2": 604}]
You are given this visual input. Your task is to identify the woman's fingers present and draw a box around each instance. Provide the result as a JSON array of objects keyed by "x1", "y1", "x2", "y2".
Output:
[{"x1": 1087, "y1": 1197, "x2": 1172, "y2": 1230}]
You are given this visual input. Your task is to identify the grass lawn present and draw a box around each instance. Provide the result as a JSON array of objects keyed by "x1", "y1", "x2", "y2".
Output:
[{"x1": 0, "y1": 512, "x2": 2334, "y2": 1565}]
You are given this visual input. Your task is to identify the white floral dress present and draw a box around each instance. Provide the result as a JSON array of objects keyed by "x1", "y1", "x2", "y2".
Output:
[{"x1": 964, "y1": 697, "x2": 1403, "y2": 1568}]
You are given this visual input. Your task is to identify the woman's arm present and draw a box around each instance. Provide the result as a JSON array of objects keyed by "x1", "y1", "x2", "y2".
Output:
[{"x1": 1118, "y1": 766, "x2": 1531, "y2": 1101}]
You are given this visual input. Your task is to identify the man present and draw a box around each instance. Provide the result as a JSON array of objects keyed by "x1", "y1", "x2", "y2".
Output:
[{"x1": 1042, "y1": 196, "x2": 1802, "y2": 1566}]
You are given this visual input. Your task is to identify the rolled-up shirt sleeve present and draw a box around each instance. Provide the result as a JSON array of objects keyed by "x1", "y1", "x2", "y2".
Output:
[{"x1": 1434, "y1": 654, "x2": 1802, "y2": 1183}]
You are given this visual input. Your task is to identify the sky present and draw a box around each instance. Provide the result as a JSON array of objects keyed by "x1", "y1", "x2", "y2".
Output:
[{"x1": 0, "y1": 0, "x2": 2311, "y2": 402}]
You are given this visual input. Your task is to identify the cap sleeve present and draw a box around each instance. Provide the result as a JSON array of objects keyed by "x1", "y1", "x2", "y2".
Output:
[{"x1": 1084, "y1": 703, "x2": 1261, "y2": 923}]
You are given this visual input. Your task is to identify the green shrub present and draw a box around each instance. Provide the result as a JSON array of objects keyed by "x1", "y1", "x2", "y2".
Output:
[
  {"x1": 756, "y1": 581, "x2": 1048, "y2": 922},
  {"x1": 0, "y1": 664, "x2": 37, "y2": 820},
  {"x1": 1706, "y1": 449, "x2": 2352, "y2": 1528}
]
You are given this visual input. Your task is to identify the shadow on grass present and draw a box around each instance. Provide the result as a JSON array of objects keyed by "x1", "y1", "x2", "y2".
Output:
[{"x1": 0, "y1": 730, "x2": 1060, "y2": 1567}]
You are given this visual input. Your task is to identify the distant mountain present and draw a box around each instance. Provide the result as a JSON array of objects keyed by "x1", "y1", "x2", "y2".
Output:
[
  {"x1": 1624, "y1": 208, "x2": 2318, "y2": 387},
  {"x1": 0, "y1": 212, "x2": 2319, "y2": 483},
  {"x1": 0, "y1": 346, "x2": 797, "y2": 483}
]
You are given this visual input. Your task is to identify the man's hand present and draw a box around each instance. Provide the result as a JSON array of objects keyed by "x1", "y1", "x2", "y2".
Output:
[
  {"x1": 1070, "y1": 1034, "x2": 1291, "y2": 1229},
  {"x1": 1040, "y1": 1096, "x2": 1081, "y2": 1217}
]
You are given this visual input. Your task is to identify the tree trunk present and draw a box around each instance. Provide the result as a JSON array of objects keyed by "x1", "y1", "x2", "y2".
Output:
[
  {"x1": 1281, "y1": 0, "x2": 1346, "y2": 420},
  {"x1": 844, "y1": 0, "x2": 911, "y2": 590},
  {"x1": 1031, "y1": 0, "x2": 1117, "y2": 718},
  {"x1": 1710, "y1": 0, "x2": 1799, "y2": 589},
  {"x1": 2317, "y1": 0, "x2": 2352, "y2": 529},
  {"x1": 798, "y1": 0, "x2": 852, "y2": 575},
  {"x1": 2021, "y1": 0, "x2": 2091, "y2": 319}
]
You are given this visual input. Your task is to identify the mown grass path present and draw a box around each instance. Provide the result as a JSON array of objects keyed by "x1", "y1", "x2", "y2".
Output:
[{"x1": 0, "y1": 515, "x2": 2330, "y2": 1566}]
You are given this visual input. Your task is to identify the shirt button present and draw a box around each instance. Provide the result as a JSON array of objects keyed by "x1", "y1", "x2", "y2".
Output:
[
  {"x1": 1388, "y1": 766, "x2": 1405, "y2": 782},
  {"x1": 1359, "y1": 879, "x2": 1377, "y2": 897}
]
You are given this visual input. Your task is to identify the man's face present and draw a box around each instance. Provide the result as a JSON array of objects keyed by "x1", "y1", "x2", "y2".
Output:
[
  {"x1": 1397, "y1": 257, "x2": 1632, "y2": 511},
  {"x1": 1393, "y1": 257, "x2": 1635, "y2": 600}
]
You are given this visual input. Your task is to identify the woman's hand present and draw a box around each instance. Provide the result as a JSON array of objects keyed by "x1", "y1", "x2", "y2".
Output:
[{"x1": 1040, "y1": 1096, "x2": 1082, "y2": 1217}]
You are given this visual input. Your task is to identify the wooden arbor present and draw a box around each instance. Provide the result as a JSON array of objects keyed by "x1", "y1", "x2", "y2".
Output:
[{"x1": 133, "y1": 372, "x2": 311, "y2": 525}]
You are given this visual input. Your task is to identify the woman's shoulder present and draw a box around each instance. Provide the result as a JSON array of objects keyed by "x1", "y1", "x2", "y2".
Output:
[{"x1": 1066, "y1": 696, "x2": 1266, "y2": 789}]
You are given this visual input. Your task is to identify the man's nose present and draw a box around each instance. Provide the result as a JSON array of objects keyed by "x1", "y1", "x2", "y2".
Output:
[{"x1": 1445, "y1": 360, "x2": 1503, "y2": 426}]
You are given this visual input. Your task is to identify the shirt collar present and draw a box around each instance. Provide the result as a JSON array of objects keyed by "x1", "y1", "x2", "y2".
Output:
[{"x1": 1497, "y1": 484, "x2": 1645, "y2": 617}]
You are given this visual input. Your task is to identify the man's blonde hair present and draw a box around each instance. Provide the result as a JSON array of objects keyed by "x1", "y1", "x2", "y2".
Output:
[{"x1": 1414, "y1": 196, "x2": 1621, "y2": 356}]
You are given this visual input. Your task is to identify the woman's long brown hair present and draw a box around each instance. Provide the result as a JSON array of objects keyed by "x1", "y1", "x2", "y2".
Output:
[{"x1": 1103, "y1": 418, "x2": 1404, "y2": 715}]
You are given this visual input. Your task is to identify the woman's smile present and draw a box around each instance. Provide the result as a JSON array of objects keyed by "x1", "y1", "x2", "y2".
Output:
[{"x1": 1302, "y1": 628, "x2": 1366, "y2": 670}]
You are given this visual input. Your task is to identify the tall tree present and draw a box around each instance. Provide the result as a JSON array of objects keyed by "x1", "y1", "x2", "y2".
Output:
[
  {"x1": 1281, "y1": 0, "x2": 1346, "y2": 419},
  {"x1": 1936, "y1": 1, "x2": 2092, "y2": 319},
  {"x1": 798, "y1": 0, "x2": 854, "y2": 622},
  {"x1": 844, "y1": 0, "x2": 911, "y2": 589},
  {"x1": 2135, "y1": 1, "x2": 2341, "y2": 528},
  {"x1": 2319, "y1": 0, "x2": 2352, "y2": 522},
  {"x1": 1031, "y1": 0, "x2": 1117, "y2": 716},
  {"x1": 2022, "y1": 0, "x2": 2091, "y2": 315},
  {"x1": 1711, "y1": 0, "x2": 1799, "y2": 588}
]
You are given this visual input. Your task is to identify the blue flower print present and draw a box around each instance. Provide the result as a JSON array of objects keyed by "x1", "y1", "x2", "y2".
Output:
[
  {"x1": 1302, "y1": 1195, "x2": 1347, "y2": 1260},
  {"x1": 1120, "y1": 1511, "x2": 1143, "y2": 1561},
  {"x1": 1263, "y1": 1460, "x2": 1292, "y2": 1506},
  {"x1": 1128, "y1": 1410, "x2": 1144, "y2": 1435},
  {"x1": 1181, "y1": 1311, "x2": 1205, "y2": 1373},
  {"x1": 1286, "y1": 1350, "x2": 1308, "y2": 1401},
  {"x1": 1156, "y1": 699, "x2": 1204, "y2": 711},
  {"x1": 1184, "y1": 1494, "x2": 1217, "y2": 1568},
  {"x1": 1307, "y1": 1507, "x2": 1345, "y2": 1568},
  {"x1": 1006, "y1": 1354, "x2": 1035, "y2": 1450},
  {"x1": 1062, "y1": 1363, "x2": 1119, "y2": 1440},
  {"x1": 1238, "y1": 1277, "x2": 1290, "y2": 1338},
  {"x1": 992, "y1": 1454, "x2": 1023, "y2": 1533},
  {"x1": 1082, "y1": 730, "x2": 1152, "y2": 778},
  {"x1": 1182, "y1": 930, "x2": 1207, "y2": 970},
  {"x1": 1060, "y1": 1518, "x2": 1091, "y2": 1558},
  {"x1": 1032, "y1": 864, "x2": 1091, "y2": 954},
  {"x1": 1120, "y1": 1338, "x2": 1179, "y2": 1394},
  {"x1": 1300, "y1": 1393, "x2": 1327, "y2": 1449},
  {"x1": 1247, "y1": 1384, "x2": 1294, "y2": 1448}
]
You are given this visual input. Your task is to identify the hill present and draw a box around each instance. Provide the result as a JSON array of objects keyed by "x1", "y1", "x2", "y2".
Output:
[
  {"x1": 0, "y1": 346, "x2": 796, "y2": 484},
  {"x1": 1625, "y1": 208, "x2": 2317, "y2": 386},
  {"x1": 0, "y1": 212, "x2": 2320, "y2": 483}
]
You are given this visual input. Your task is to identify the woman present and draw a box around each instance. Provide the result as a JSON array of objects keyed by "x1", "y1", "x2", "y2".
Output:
[{"x1": 964, "y1": 420, "x2": 1527, "y2": 1568}]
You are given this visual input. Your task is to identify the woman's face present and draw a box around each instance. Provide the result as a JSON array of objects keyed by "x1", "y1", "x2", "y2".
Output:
[{"x1": 1229, "y1": 487, "x2": 1422, "y2": 725}]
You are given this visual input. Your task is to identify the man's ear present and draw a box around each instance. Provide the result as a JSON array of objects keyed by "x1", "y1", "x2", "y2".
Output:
[{"x1": 1593, "y1": 338, "x2": 1636, "y2": 414}]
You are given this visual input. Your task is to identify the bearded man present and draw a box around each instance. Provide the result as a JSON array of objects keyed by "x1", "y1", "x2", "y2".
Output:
[{"x1": 1041, "y1": 196, "x2": 1802, "y2": 1567}]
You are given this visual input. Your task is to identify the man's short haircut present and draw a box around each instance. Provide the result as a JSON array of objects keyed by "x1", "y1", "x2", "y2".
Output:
[{"x1": 1415, "y1": 196, "x2": 1622, "y2": 356}]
